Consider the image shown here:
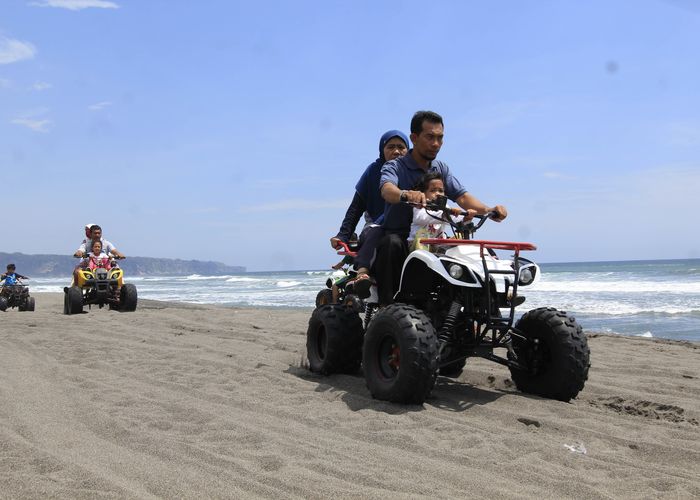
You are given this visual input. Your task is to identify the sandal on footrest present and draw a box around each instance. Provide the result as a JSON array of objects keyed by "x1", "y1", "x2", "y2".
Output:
[{"x1": 351, "y1": 274, "x2": 372, "y2": 299}]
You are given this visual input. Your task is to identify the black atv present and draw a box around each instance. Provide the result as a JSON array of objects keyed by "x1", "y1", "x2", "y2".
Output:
[{"x1": 0, "y1": 282, "x2": 35, "y2": 312}]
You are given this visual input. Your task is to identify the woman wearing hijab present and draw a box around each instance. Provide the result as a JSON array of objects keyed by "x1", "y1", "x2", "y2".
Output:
[{"x1": 329, "y1": 130, "x2": 409, "y2": 297}]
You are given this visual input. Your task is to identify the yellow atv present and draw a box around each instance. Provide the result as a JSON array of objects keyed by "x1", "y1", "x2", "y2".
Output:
[{"x1": 64, "y1": 257, "x2": 137, "y2": 314}]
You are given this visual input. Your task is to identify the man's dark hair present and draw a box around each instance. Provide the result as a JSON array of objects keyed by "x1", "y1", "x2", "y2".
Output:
[
  {"x1": 414, "y1": 171, "x2": 444, "y2": 192},
  {"x1": 411, "y1": 110, "x2": 443, "y2": 135},
  {"x1": 7, "y1": 263, "x2": 15, "y2": 270},
  {"x1": 90, "y1": 224, "x2": 101, "y2": 232}
]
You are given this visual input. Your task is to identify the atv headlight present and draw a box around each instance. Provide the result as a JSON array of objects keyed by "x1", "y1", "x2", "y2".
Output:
[
  {"x1": 448, "y1": 264, "x2": 464, "y2": 280},
  {"x1": 518, "y1": 267, "x2": 534, "y2": 286}
]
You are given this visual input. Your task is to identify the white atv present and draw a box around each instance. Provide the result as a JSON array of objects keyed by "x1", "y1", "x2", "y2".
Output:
[{"x1": 307, "y1": 196, "x2": 590, "y2": 404}]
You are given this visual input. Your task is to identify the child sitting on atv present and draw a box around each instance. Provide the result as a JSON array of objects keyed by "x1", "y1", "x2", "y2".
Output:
[
  {"x1": 1, "y1": 264, "x2": 29, "y2": 296},
  {"x1": 408, "y1": 172, "x2": 476, "y2": 251},
  {"x1": 81, "y1": 240, "x2": 113, "y2": 271}
]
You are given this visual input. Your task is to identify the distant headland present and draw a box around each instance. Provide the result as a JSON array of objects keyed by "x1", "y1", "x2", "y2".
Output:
[{"x1": 0, "y1": 252, "x2": 245, "y2": 277}]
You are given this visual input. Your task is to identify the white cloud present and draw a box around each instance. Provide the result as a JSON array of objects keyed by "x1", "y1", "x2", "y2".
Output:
[
  {"x1": 30, "y1": 0, "x2": 119, "y2": 10},
  {"x1": 88, "y1": 100, "x2": 112, "y2": 111},
  {"x1": 11, "y1": 117, "x2": 52, "y2": 132},
  {"x1": 12, "y1": 108, "x2": 52, "y2": 132},
  {"x1": 240, "y1": 199, "x2": 347, "y2": 213},
  {"x1": 32, "y1": 81, "x2": 52, "y2": 91},
  {"x1": 0, "y1": 37, "x2": 37, "y2": 65}
]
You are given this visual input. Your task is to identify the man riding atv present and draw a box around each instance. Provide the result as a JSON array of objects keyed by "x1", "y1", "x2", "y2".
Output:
[
  {"x1": 74, "y1": 224, "x2": 124, "y2": 259},
  {"x1": 375, "y1": 110, "x2": 507, "y2": 306}
]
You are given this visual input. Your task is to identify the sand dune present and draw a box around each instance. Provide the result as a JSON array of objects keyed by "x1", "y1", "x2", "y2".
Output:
[{"x1": 0, "y1": 293, "x2": 698, "y2": 499}]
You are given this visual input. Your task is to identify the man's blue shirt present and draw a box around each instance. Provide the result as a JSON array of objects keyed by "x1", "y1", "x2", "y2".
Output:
[{"x1": 380, "y1": 151, "x2": 467, "y2": 234}]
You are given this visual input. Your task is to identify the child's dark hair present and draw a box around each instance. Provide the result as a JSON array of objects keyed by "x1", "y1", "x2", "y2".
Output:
[{"x1": 414, "y1": 171, "x2": 444, "y2": 192}]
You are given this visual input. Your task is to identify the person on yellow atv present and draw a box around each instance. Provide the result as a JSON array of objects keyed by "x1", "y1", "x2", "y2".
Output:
[
  {"x1": 80, "y1": 240, "x2": 113, "y2": 271},
  {"x1": 74, "y1": 224, "x2": 124, "y2": 259}
]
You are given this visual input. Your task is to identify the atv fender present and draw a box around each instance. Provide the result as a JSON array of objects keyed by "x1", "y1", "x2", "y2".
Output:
[{"x1": 397, "y1": 250, "x2": 479, "y2": 297}]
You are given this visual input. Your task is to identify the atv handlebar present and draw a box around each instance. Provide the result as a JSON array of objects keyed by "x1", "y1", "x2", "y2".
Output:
[
  {"x1": 419, "y1": 200, "x2": 496, "y2": 225},
  {"x1": 74, "y1": 254, "x2": 125, "y2": 259}
]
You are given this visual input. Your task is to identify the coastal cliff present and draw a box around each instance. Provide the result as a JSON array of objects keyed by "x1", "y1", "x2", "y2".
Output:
[{"x1": 0, "y1": 252, "x2": 245, "y2": 276}]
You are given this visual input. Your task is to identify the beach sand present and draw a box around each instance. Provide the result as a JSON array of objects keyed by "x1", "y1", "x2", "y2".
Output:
[{"x1": 0, "y1": 293, "x2": 698, "y2": 499}]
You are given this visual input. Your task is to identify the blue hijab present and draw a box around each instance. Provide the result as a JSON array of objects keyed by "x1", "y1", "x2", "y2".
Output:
[{"x1": 355, "y1": 130, "x2": 409, "y2": 223}]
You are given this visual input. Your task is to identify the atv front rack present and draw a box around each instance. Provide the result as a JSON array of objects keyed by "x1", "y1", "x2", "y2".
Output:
[
  {"x1": 419, "y1": 238, "x2": 538, "y2": 367},
  {"x1": 417, "y1": 239, "x2": 537, "y2": 253}
]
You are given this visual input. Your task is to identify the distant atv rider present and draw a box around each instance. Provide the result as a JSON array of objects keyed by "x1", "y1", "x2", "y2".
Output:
[
  {"x1": 74, "y1": 224, "x2": 124, "y2": 259},
  {"x1": 329, "y1": 129, "x2": 409, "y2": 293},
  {"x1": 1, "y1": 263, "x2": 29, "y2": 298},
  {"x1": 374, "y1": 110, "x2": 508, "y2": 305}
]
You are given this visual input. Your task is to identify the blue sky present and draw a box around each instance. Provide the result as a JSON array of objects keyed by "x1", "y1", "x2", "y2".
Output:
[{"x1": 1, "y1": 0, "x2": 699, "y2": 271}]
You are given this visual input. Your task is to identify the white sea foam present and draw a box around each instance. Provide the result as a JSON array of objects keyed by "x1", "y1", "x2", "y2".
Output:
[
  {"x1": 276, "y1": 281, "x2": 302, "y2": 288},
  {"x1": 225, "y1": 276, "x2": 260, "y2": 283},
  {"x1": 532, "y1": 279, "x2": 700, "y2": 294},
  {"x1": 184, "y1": 274, "x2": 233, "y2": 281}
]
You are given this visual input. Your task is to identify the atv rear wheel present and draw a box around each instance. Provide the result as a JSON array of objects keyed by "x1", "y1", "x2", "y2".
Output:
[
  {"x1": 509, "y1": 307, "x2": 590, "y2": 402},
  {"x1": 64, "y1": 286, "x2": 83, "y2": 315},
  {"x1": 363, "y1": 303, "x2": 438, "y2": 404},
  {"x1": 120, "y1": 284, "x2": 138, "y2": 312},
  {"x1": 307, "y1": 305, "x2": 363, "y2": 374},
  {"x1": 0, "y1": 297, "x2": 7, "y2": 312},
  {"x1": 315, "y1": 289, "x2": 333, "y2": 307}
]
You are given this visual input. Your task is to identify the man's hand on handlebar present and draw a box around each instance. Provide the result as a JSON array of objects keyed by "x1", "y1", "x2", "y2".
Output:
[
  {"x1": 404, "y1": 190, "x2": 427, "y2": 206},
  {"x1": 330, "y1": 237, "x2": 342, "y2": 250},
  {"x1": 488, "y1": 205, "x2": 508, "y2": 222}
]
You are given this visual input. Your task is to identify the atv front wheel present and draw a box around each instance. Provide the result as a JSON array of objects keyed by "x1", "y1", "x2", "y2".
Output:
[
  {"x1": 363, "y1": 303, "x2": 438, "y2": 404},
  {"x1": 306, "y1": 305, "x2": 363, "y2": 374},
  {"x1": 120, "y1": 284, "x2": 138, "y2": 312},
  {"x1": 509, "y1": 307, "x2": 590, "y2": 402},
  {"x1": 64, "y1": 286, "x2": 83, "y2": 315},
  {"x1": 0, "y1": 297, "x2": 7, "y2": 312},
  {"x1": 21, "y1": 297, "x2": 35, "y2": 312}
]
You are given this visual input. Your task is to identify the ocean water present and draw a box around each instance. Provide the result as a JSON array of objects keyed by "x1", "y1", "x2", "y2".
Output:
[{"x1": 27, "y1": 259, "x2": 700, "y2": 342}]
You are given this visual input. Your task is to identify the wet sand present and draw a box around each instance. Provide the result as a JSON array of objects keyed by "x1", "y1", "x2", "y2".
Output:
[{"x1": 0, "y1": 293, "x2": 698, "y2": 498}]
